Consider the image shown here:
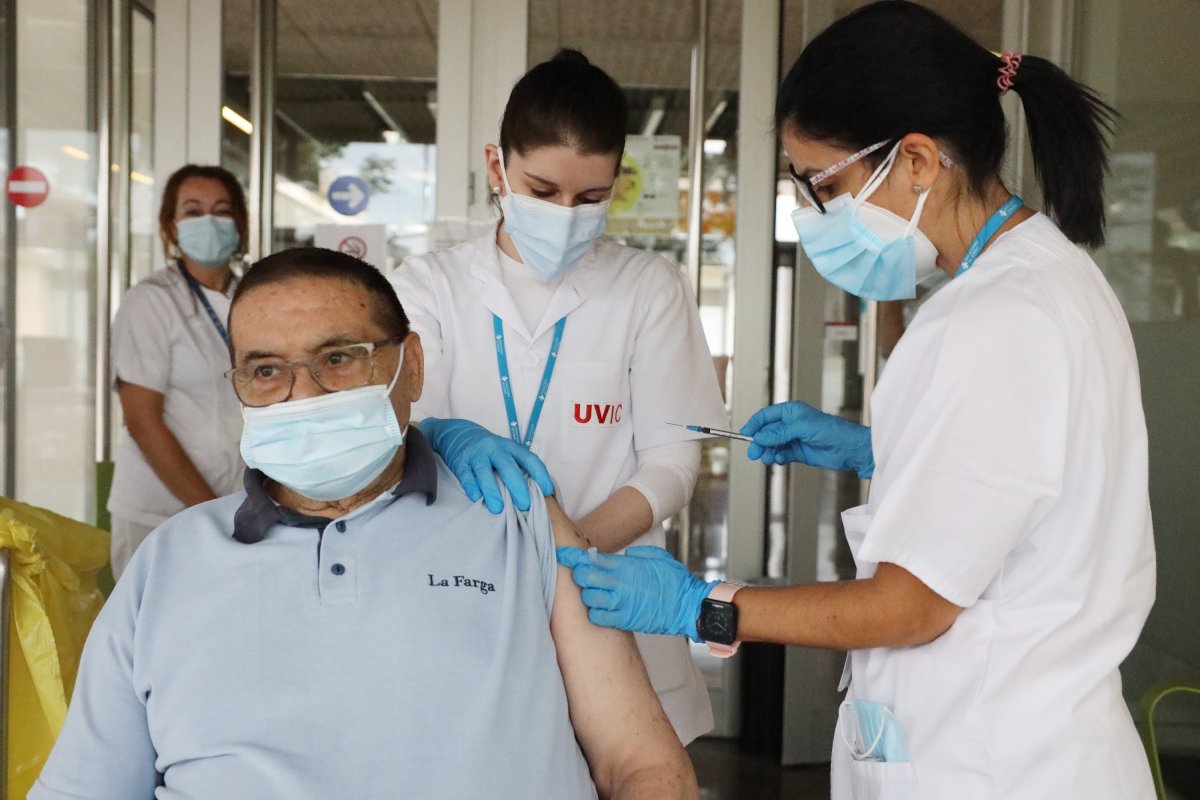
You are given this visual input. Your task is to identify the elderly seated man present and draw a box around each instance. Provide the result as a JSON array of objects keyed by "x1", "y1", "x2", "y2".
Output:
[{"x1": 32, "y1": 248, "x2": 699, "y2": 800}]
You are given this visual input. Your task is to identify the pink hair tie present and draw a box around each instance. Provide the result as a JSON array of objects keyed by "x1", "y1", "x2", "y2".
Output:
[{"x1": 997, "y1": 51, "x2": 1022, "y2": 95}]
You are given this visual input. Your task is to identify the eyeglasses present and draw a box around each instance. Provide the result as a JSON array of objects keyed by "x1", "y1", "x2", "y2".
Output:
[
  {"x1": 226, "y1": 336, "x2": 404, "y2": 407},
  {"x1": 789, "y1": 139, "x2": 955, "y2": 215}
]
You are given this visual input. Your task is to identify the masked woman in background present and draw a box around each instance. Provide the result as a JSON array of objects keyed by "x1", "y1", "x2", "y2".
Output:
[{"x1": 108, "y1": 165, "x2": 248, "y2": 578}]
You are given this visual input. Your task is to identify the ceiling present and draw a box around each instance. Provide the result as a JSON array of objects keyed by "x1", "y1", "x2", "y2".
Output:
[
  {"x1": 222, "y1": 0, "x2": 738, "y2": 148},
  {"x1": 223, "y1": 0, "x2": 439, "y2": 79},
  {"x1": 526, "y1": 0, "x2": 742, "y2": 91},
  {"x1": 219, "y1": 0, "x2": 1010, "y2": 149}
]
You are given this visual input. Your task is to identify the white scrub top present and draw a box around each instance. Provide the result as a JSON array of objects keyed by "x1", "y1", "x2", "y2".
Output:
[
  {"x1": 108, "y1": 265, "x2": 245, "y2": 528},
  {"x1": 831, "y1": 214, "x2": 1155, "y2": 799},
  {"x1": 390, "y1": 228, "x2": 729, "y2": 744}
]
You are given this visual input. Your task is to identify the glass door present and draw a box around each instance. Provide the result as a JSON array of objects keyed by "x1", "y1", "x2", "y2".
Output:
[
  {"x1": 1073, "y1": 2, "x2": 1200, "y2": 792},
  {"x1": 1, "y1": 0, "x2": 13, "y2": 494},
  {"x1": 99, "y1": 0, "x2": 156, "y2": 506},
  {"x1": 8, "y1": 0, "x2": 99, "y2": 521},
  {"x1": 128, "y1": 4, "x2": 155, "y2": 287},
  {"x1": 222, "y1": 0, "x2": 439, "y2": 269},
  {"x1": 0, "y1": 0, "x2": 151, "y2": 525},
  {"x1": 270, "y1": 0, "x2": 438, "y2": 266}
]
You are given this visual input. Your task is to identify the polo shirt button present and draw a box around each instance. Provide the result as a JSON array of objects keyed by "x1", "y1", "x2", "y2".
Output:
[
  {"x1": 525, "y1": 352, "x2": 541, "y2": 367},
  {"x1": 331, "y1": 563, "x2": 346, "y2": 576},
  {"x1": 335, "y1": 521, "x2": 346, "y2": 533}
]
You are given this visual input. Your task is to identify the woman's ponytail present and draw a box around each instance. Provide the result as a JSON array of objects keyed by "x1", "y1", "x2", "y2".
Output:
[{"x1": 1010, "y1": 54, "x2": 1117, "y2": 248}]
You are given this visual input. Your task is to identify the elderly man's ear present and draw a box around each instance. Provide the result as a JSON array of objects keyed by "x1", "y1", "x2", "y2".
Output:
[{"x1": 399, "y1": 332, "x2": 424, "y2": 404}]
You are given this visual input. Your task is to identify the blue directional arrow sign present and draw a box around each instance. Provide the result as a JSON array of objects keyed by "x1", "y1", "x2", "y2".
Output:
[{"x1": 327, "y1": 175, "x2": 370, "y2": 216}]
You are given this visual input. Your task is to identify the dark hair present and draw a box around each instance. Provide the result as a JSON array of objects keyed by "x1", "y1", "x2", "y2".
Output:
[
  {"x1": 499, "y1": 49, "x2": 628, "y2": 159},
  {"x1": 228, "y1": 247, "x2": 410, "y2": 358},
  {"x1": 158, "y1": 164, "x2": 250, "y2": 258},
  {"x1": 776, "y1": 0, "x2": 1115, "y2": 247}
]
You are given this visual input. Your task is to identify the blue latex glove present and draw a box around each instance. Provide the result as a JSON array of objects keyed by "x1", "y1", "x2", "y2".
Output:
[
  {"x1": 419, "y1": 417, "x2": 555, "y2": 514},
  {"x1": 556, "y1": 546, "x2": 716, "y2": 641},
  {"x1": 740, "y1": 401, "x2": 874, "y2": 478}
]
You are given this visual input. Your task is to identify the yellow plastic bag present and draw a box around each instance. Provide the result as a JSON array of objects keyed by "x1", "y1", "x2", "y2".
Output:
[{"x1": 1, "y1": 498, "x2": 109, "y2": 799}]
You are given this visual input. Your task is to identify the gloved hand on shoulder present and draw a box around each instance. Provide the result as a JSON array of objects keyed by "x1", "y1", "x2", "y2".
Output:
[{"x1": 419, "y1": 417, "x2": 555, "y2": 514}]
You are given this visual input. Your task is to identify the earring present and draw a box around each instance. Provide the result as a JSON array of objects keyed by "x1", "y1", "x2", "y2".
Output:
[
  {"x1": 912, "y1": 185, "x2": 923, "y2": 195},
  {"x1": 491, "y1": 185, "x2": 500, "y2": 195}
]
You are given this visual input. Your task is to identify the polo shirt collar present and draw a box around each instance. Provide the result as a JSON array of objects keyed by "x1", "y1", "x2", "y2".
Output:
[{"x1": 232, "y1": 426, "x2": 439, "y2": 544}]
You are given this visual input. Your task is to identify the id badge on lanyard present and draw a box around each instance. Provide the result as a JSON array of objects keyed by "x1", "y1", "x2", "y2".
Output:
[
  {"x1": 493, "y1": 313, "x2": 566, "y2": 448},
  {"x1": 955, "y1": 195, "x2": 1023, "y2": 277},
  {"x1": 179, "y1": 263, "x2": 230, "y2": 347}
]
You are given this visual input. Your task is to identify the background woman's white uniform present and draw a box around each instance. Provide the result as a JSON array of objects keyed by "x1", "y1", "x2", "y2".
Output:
[
  {"x1": 108, "y1": 266, "x2": 245, "y2": 574},
  {"x1": 831, "y1": 215, "x2": 1155, "y2": 799},
  {"x1": 391, "y1": 229, "x2": 729, "y2": 744}
]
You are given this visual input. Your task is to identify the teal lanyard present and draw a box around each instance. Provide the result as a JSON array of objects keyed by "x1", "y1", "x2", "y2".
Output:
[
  {"x1": 178, "y1": 262, "x2": 230, "y2": 347},
  {"x1": 956, "y1": 195, "x2": 1024, "y2": 277},
  {"x1": 493, "y1": 314, "x2": 566, "y2": 448}
]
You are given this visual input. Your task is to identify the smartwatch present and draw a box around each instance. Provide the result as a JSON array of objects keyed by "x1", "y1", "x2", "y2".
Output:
[{"x1": 697, "y1": 582, "x2": 744, "y2": 658}]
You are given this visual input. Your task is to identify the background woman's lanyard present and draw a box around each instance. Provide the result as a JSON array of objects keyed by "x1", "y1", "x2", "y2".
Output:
[
  {"x1": 493, "y1": 314, "x2": 566, "y2": 448},
  {"x1": 956, "y1": 195, "x2": 1024, "y2": 277},
  {"x1": 178, "y1": 262, "x2": 230, "y2": 347}
]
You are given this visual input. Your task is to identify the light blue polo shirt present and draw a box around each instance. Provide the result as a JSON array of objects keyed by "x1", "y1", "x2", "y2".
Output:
[{"x1": 32, "y1": 429, "x2": 598, "y2": 799}]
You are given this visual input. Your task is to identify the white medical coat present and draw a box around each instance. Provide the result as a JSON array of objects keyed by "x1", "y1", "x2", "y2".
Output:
[
  {"x1": 390, "y1": 229, "x2": 728, "y2": 743},
  {"x1": 108, "y1": 266, "x2": 245, "y2": 528},
  {"x1": 831, "y1": 215, "x2": 1156, "y2": 799}
]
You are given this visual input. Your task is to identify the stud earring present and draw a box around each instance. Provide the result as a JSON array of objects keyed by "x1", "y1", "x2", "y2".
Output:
[
  {"x1": 912, "y1": 185, "x2": 923, "y2": 195},
  {"x1": 491, "y1": 185, "x2": 500, "y2": 195}
]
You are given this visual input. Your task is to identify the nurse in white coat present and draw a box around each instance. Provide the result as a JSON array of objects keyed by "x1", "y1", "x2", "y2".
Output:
[
  {"x1": 108, "y1": 165, "x2": 248, "y2": 577},
  {"x1": 559, "y1": 3, "x2": 1156, "y2": 798},
  {"x1": 389, "y1": 50, "x2": 727, "y2": 745}
]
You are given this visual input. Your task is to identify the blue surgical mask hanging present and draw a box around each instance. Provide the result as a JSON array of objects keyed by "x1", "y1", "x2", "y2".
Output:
[
  {"x1": 839, "y1": 699, "x2": 910, "y2": 763},
  {"x1": 791, "y1": 142, "x2": 940, "y2": 301},
  {"x1": 239, "y1": 345, "x2": 408, "y2": 502},
  {"x1": 497, "y1": 151, "x2": 611, "y2": 284},
  {"x1": 176, "y1": 214, "x2": 240, "y2": 268}
]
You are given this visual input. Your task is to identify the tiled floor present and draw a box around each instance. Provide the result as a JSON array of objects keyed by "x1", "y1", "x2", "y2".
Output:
[{"x1": 688, "y1": 738, "x2": 831, "y2": 799}]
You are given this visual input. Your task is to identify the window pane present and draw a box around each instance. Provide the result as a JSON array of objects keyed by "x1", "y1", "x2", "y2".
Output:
[
  {"x1": 221, "y1": 0, "x2": 253, "y2": 189},
  {"x1": 14, "y1": 0, "x2": 97, "y2": 520},
  {"x1": 129, "y1": 7, "x2": 155, "y2": 285},
  {"x1": 1073, "y1": 2, "x2": 1200, "y2": 784},
  {"x1": 270, "y1": 0, "x2": 437, "y2": 268}
]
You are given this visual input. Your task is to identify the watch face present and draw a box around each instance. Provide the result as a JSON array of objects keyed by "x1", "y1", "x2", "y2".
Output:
[{"x1": 698, "y1": 599, "x2": 738, "y2": 646}]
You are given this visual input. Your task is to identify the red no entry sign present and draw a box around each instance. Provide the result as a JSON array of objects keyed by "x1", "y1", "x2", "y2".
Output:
[{"x1": 6, "y1": 166, "x2": 50, "y2": 208}]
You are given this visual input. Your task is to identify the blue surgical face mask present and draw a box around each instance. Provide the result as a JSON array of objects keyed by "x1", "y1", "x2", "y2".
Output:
[
  {"x1": 176, "y1": 214, "x2": 240, "y2": 268},
  {"x1": 239, "y1": 346, "x2": 407, "y2": 501},
  {"x1": 497, "y1": 152, "x2": 611, "y2": 283},
  {"x1": 791, "y1": 143, "x2": 939, "y2": 301},
  {"x1": 839, "y1": 699, "x2": 909, "y2": 763}
]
